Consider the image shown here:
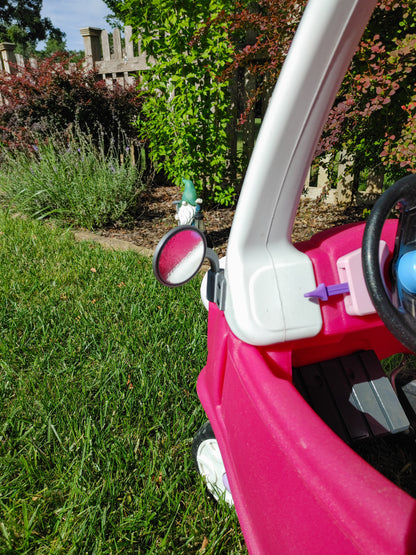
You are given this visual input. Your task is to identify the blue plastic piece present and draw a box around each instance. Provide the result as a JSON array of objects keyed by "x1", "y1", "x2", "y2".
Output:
[{"x1": 397, "y1": 250, "x2": 416, "y2": 294}]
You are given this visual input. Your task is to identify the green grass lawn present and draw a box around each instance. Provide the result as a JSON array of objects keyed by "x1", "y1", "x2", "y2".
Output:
[{"x1": 0, "y1": 212, "x2": 246, "y2": 554}]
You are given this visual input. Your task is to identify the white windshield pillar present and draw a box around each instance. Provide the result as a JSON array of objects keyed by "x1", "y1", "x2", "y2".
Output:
[{"x1": 224, "y1": 0, "x2": 378, "y2": 346}]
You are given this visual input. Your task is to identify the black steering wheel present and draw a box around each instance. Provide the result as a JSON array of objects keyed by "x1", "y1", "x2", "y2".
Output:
[{"x1": 362, "y1": 174, "x2": 416, "y2": 354}]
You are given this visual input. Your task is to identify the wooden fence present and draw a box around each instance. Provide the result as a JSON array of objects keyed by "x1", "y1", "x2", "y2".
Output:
[
  {"x1": 0, "y1": 41, "x2": 30, "y2": 73},
  {"x1": 80, "y1": 26, "x2": 152, "y2": 87},
  {"x1": 0, "y1": 26, "x2": 149, "y2": 83}
]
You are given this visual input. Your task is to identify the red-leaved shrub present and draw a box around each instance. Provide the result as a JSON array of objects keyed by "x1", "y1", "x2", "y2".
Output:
[{"x1": 0, "y1": 52, "x2": 143, "y2": 154}]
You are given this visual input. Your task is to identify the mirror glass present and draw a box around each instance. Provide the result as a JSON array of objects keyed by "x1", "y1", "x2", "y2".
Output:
[{"x1": 153, "y1": 226, "x2": 206, "y2": 286}]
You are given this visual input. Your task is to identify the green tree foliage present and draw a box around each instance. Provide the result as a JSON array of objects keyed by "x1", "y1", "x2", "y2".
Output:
[
  {"x1": 111, "y1": 0, "x2": 236, "y2": 205},
  {"x1": 102, "y1": 0, "x2": 123, "y2": 26},
  {"x1": 0, "y1": 0, "x2": 65, "y2": 57},
  {"x1": 105, "y1": 0, "x2": 306, "y2": 205},
  {"x1": 37, "y1": 35, "x2": 69, "y2": 59},
  {"x1": 104, "y1": 0, "x2": 312, "y2": 204}
]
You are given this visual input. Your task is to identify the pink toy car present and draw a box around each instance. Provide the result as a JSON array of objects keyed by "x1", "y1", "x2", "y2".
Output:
[{"x1": 153, "y1": 0, "x2": 416, "y2": 552}]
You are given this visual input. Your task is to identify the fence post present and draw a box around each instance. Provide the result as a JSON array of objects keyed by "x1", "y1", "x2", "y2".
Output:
[
  {"x1": 316, "y1": 155, "x2": 330, "y2": 188},
  {"x1": 124, "y1": 25, "x2": 135, "y2": 59},
  {"x1": 366, "y1": 168, "x2": 384, "y2": 195},
  {"x1": 303, "y1": 168, "x2": 311, "y2": 191},
  {"x1": 0, "y1": 42, "x2": 17, "y2": 74},
  {"x1": 80, "y1": 27, "x2": 102, "y2": 68},
  {"x1": 336, "y1": 151, "x2": 354, "y2": 203}
]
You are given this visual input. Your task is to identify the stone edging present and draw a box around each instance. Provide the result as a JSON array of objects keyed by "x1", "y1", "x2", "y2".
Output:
[
  {"x1": 73, "y1": 229, "x2": 211, "y2": 274},
  {"x1": 73, "y1": 230, "x2": 154, "y2": 257}
]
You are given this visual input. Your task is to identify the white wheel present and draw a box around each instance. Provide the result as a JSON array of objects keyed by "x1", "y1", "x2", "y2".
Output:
[{"x1": 192, "y1": 422, "x2": 234, "y2": 506}]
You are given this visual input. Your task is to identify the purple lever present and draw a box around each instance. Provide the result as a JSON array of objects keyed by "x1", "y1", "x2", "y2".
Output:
[{"x1": 304, "y1": 282, "x2": 350, "y2": 302}]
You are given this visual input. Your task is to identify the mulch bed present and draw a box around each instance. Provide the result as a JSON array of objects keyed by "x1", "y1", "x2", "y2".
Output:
[{"x1": 99, "y1": 184, "x2": 366, "y2": 256}]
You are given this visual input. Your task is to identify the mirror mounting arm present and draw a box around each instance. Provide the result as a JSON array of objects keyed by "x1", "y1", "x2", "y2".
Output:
[{"x1": 205, "y1": 248, "x2": 226, "y2": 311}]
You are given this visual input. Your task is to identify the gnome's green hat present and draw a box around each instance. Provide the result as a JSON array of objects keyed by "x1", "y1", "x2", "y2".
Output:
[{"x1": 181, "y1": 178, "x2": 198, "y2": 206}]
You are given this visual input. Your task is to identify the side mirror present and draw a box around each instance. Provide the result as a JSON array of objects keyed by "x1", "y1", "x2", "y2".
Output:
[
  {"x1": 153, "y1": 225, "x2": 226, "y2": 310},
  {"x1": 153, "y1": 225, "x2": 207, "y2": 287}
]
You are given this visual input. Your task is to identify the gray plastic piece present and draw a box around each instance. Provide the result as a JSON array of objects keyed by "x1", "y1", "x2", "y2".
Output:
[
  {"x1": 401, "y1": 380, "x2": 416, "y2": 416},
  {"x1": 294, "y1": 351, "x2": 410, "y2": 443},
  {"x1": 206, "y1": 269, "x2": 226, "y2": 311},
  {"x1": 350, "y1": 377, "x2": 409, "y2": 435}
]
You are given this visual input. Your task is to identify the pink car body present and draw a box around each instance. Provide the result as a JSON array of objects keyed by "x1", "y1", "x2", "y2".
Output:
[
  {"x1": 198, "y1": 220, "x2": 416, "y2": 554},
  {"x1": 154, "y1": 0, "x2": 416, "y2": 552}
]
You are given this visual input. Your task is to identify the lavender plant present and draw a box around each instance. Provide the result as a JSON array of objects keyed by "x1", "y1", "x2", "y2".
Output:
[{"x1": 0, "y1": 128, "x2": 144, "y2": 229}]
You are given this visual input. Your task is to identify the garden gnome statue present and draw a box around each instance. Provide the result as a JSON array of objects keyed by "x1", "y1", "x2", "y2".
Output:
[{"x1": 175, "y1": 178, "x2": 203, "y2": 226}]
